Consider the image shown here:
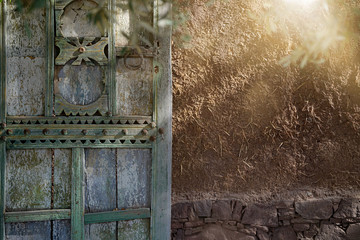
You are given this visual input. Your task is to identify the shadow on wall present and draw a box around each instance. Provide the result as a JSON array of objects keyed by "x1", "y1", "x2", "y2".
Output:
[{"x1": 172, "y1": 0, "x2": 360, "y2": 196}]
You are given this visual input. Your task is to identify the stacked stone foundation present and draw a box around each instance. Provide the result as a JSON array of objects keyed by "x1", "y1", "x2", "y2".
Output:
[{"x1": 171, "y1": 198, "x2": 360, "y2": 240}]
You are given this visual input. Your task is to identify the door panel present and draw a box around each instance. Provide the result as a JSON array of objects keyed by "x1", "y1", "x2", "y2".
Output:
[
  {"x1": 5, "y1": 221, "x2": 51, "y2": 240},
  {"x1": 6, "y1": 150, "x2": 52, "y2": 211},
  {"x1": 117, "y1": 149, "x2": 151, "y2": 209},
  {"x1": 85, "y1": 149, "x2": 117, "y2": 213},
  {"x1": 118, "y1": 219, "x2": 150, "y2": 240},
  {"x1": 53, "y1": 149, "x2": 72, "y2": 209},
  {"x1": 116, "y1": 58, "x2": 153, "y2": 116},
  {"x1": 5, "y1": 6, "x2": 47, "y2": 116},
  {"x1": 85, "y1": 222, "x2": 116, "y2": 240}
]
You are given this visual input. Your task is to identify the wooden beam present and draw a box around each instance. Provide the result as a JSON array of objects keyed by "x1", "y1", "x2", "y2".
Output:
[
  {"x1": 45, "y1": 0, "x2": 55, "y2": 117},
  {"x1": 71, "y1": 148, "x2": 84, "y2": 240},
  {"x1": 84, "y1": 208, "x2": 150, "y2": 225},
  {"x1": 0, "y1": 143, "x2": 5, "y2": 240},
  {"x1": 5, "y1": 209, "x2": 71, "y2": 223},
  {"x1": 151, "y1": 1, "x2": 172, "y2": 239}
]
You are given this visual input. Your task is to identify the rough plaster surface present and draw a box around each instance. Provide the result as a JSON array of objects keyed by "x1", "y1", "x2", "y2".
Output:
[{"x1": 172, "y1": 0, "x2": 360, "y2": 199}]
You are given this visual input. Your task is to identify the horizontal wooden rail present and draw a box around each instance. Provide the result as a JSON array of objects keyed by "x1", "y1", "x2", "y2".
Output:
[
  {"x1": 4, "y1": 208, "x2": 151, "y2": 224},
  {"x1": 84, "y1": 208, "x2": 151, "y2": 224},
  {"x1": 5, "y1": 209, "x2": 71, "y2": 223}
]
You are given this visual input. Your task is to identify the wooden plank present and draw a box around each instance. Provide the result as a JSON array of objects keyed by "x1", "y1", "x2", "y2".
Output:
[
  {"x1": 84, "y1": 208, "x2": 150, "y2": 224},
  {"x1": 117, "y1": 149, "x2": 151, "y2": 209},
  {"x1": 118, "y1": 219, "x2": 150, "y2": 240},
  {"x1": 85, "y1": 222, "x2": 116, "y2": 240},
  {"x1": 6, "y1": 115, "x2": 152, "y2": 124},
  {"x1": 5, "y1": 150, "x2": 52, "y2": 211},
  {"x1": 7, "y1": 142, "x2": 152, "y2": 150},
  {"x1": 4, "y1": 209, "x2": 71, "y2": 223},
  {"x1": 151, "y1": 3, "x2": 172, "y2": 239},
  {"x1": 0, "y1": 143, "x2": 5, "y2": 240},
  {"x1": 85, "y1": 149, "x2": 116, "y2": 213},
  {"x1": 46, "y1": 0, "x2": 55, "y2": 117},
  {"x1": 116, "y1": 58, "x2": 153, "y2": 116},
  {"x1": 0, "y1": 1, "x2": 5, "y2": 123},
  {"x1": 53, "y1": 149, "x2": 72, "y2": 209},
  {"x1": 53, "y1": 220, "x2": 71, "y2": 240},
  {"x1": 71, "y1": 148, "x2": 84, "y2": 240},
  {"x1": 5, "y1": 5, "x2": 47, "y2": 116},
  {"x1": 5, "y1": 221, "x2": 51, "y2": 240},
  {"x1": 109, "y1": 0, "x2": 117, "y2": 115}
]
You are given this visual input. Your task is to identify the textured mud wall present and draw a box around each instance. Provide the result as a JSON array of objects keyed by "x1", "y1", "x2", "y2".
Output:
[{"x1": 172, "y1": 0, "x2": 360, "y2": 198}]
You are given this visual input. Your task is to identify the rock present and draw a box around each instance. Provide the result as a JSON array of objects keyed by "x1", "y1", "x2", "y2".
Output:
[
  {"x1": 194, "y1": 200, "x2": 212, "y2": 217},
  {"x1": 238, "y1": 227, "x2": 256, "y2": 236},
  {"x1": 278, "y1": 208, "x2": 295, "y2": 220},
  {"x1": 293, "y1": 223, "x2": 310, "y2": 232},
  {"x1": 212, "y1": 200, "x2": 232, "y2": 220},
  {"x1": 272, "y1": 226, "x2": 297, "y2": 240},
  {"x1": 333, "y1": 199, "x2": 360, "y2": 219},
  {"x1": 232, "y1": 201, "x2": 243, "y2": 221},
  {"x1": 175, "y1": 229, "x2": 185, "y2": 240},
  {"x1": 304, "y1": 230, "x2": 318, "y2": 238},
  {"x1": 314, "y1": 224, "x2": 346, "y2": 240},
  {"x1": 257, "y1": 230, "x2": 270, "y2": 240},
  {"x1": 347, "y1": 223, "x2": 360, "y2": 240},
  {"x1": 172, "y1": 221, "x2": 183, "y2": 229},
  {"x1": 172, "y1": 202, "x2": 195, "y2": 219},
  {"x1": 184, "y1": 221, "x2": 204, "y2": 228},
  {"x1": 295, "y1": 199, "x2": 333, "y2": 219},
  {"x1": 204, "y1": 218, "x2": 217, "y2": 223},
  {"x1": 185, "y1": 225, "x2": 256, "y2": 240},
  {"x1": 242, "y1": 205, "x2": 278, "y2": 227}
]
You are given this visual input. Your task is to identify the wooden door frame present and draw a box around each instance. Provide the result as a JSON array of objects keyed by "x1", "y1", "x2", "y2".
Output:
[{"x1": 0, "y1": 0, "x2": 172, "y2": 239}]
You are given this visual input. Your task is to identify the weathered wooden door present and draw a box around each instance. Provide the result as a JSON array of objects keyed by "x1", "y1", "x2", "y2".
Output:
[{"x1": 0, "y1": 0, "x2": 171, "y2": 239}]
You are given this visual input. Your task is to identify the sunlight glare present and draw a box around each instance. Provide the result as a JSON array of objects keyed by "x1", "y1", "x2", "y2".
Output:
[{"x1": 283, "y1": 0, "x2": 318, "y2": 7}]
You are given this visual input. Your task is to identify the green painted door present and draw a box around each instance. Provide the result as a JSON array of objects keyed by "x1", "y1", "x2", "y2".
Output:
[{"x1": 0, "y1": 0, "x2": 172, "y2": 239}]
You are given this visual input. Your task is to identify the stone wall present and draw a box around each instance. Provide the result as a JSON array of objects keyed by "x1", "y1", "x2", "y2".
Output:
[{"x1": 171, "y1": 198, "x2": 360, "y2": 240}]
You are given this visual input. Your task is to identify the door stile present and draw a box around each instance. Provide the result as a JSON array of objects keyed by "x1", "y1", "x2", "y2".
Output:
[
  {"x1": 0, "y1": 0, "x2": 6, "y2": 123},
  {"x1": 109, "y1": 0, "x2": 117, "y2": 116},
  {"x1": 151, "y1": 1, "x2": 172, "y2": 239},
  {"x1": 0, "y1": 1, "x2": 6, "y2": 238},
  {"x1": 45, "y1": 0, "x2": 55, "y2": 117},
  {"x1": 71, "y1": 148, "x2": 85, "y2": 240},
  {"x1": 0, "y1": 143, "x2": 5, "y2": 240}
]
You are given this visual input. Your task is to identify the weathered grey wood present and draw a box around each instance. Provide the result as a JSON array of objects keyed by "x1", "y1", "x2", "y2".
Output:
[
  {"x1": 116, "y1": 58, "x2": 153, "y2": 116},
  {"x1": 118, "y1": 219, "x2": 150, "y2": 240},
  {"x1": 58, "y1": 0, "x2": 102, "y2": 38},
  {"x1": 0, "y1": 1, "x2": 5, "y2": 122},
  {"x1": 5, "y1": 221, "x2": 51, "y2": 239},
  {"x1": 85, "y1": 222, "x2": 116, "y2": 240},
  {"x1": 6, "y1": 150, "x2": 51, "y2": 211},
  {"x1": 53, "y1": 220, "x2": 71, "y2": 240},
  {"x1": 0, "y1": 143, "x2": 5, "y2": 240},
  {"x1": 53, "y1": 149, "x2": 72, "y2": 209},
  {"x1": 5, "y1": 5, "x2": 46, "y2": 116},
  {"x1": 55, "y1": 64, "x2": 105, "y2": 106},
  {"x1": 151, "y1": 3, "x2": 172, "y2": 239},
  {"x1": 85, "y1": 149, "x2": 116, "y2": 213},
  {"x1": 117, "y1": 149, "x2": 151, "y2": 209}
]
